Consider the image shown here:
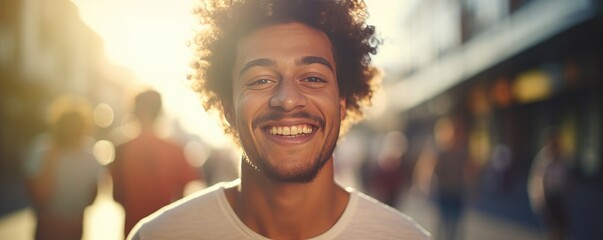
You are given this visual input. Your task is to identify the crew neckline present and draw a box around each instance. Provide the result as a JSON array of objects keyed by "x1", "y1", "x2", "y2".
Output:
[{"x1": 215, "y1": 180, "x2": 358, "y2": 240}]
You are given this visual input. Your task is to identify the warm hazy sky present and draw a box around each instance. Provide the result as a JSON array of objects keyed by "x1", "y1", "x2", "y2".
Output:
[{"x1": 71, "y1": 0, "x2": 411, "y2": 147}]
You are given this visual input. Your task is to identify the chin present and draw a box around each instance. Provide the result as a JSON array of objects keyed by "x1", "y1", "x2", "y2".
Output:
[{"x1": 259, "y1": 155, "x2": 329, "y2": 183}]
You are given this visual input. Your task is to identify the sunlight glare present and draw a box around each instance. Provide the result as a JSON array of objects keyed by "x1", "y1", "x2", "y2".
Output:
[
  {"x1": 92, "y1": 140, "x2": 115, "y2": 165},
  {"x1": 93, "y1": 103, "x2": 114, "y2": 128},
  {"x1": 72, "y1": 0, "x2": 230, "y2": 148}
]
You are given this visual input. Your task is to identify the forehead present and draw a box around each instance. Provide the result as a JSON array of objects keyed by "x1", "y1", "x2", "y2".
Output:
[{"x1": 235, "y1": 22, "x2": 334, "y2": 67}]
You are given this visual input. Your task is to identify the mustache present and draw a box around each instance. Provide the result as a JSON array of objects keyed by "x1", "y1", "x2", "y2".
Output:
[{"x1": 252, "y1": 111, "x2": 326, "y2": 130}]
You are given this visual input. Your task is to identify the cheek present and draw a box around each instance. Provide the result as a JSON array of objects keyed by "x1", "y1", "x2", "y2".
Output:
[
  {"x1": 234, "y1": 94, "x2": 263, "y2": 127},
  {"x1": 311, "y1": 92, "x2": 343, "y2": 121}
]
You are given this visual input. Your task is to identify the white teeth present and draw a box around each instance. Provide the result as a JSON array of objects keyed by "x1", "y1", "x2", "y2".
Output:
[
  {"x1": 269, "y1": 125, "x2": 313, "y2": 136},
  {"x1": 291, "y1": 126, "x2": 298, "y2": 135}
]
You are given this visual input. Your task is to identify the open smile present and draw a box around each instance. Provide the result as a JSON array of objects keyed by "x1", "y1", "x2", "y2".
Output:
[{"x1": 266, "y1": 124, "x2": 314, "y2": 136}]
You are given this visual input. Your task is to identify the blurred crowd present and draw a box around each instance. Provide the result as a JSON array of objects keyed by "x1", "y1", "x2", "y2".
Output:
[{"x1": 13, "y1": 90, "x2": 240, "y2": 240}]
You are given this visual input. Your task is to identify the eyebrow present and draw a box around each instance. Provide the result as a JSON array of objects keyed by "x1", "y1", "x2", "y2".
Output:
[
  {"x1": 297, "y1": 56, "x2": 333, "y2": 71},
  {"x1": 238, "y1": 58, "x2": 276, "y2": 77}
]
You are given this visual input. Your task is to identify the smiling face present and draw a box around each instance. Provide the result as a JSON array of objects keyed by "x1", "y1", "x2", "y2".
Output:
[{"x1": 227, "y1": 22, "x2": 346, "y2": 183}]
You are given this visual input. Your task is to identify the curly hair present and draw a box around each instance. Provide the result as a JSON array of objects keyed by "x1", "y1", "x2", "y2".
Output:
[{"x1": 189, "y1": 0, "x2": 381, "y2": 139}]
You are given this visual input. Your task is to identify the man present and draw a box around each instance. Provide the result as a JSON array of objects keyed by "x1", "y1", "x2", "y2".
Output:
[
  {"x1": 25, "y1": 95, "x2": 102, "y2": 240},
  {"x1": 432, "y1": 116, "x2": 469, "y2": 240},
  {"x1": 528, "y1": 127, "x2": 571, "y2": 240},
  {"x1": 111, "y1": 90, "x2": 200, "y2": 237},
  {"x1": 129, "y1": 0, "x2": 430, "y2": 239}
]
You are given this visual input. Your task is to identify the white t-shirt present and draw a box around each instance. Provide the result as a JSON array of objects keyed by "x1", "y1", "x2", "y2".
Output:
[{"x1": 129, "y1": 180, "x2": 430, "y2": 240}]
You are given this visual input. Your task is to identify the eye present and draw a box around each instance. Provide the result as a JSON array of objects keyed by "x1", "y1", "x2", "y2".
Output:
[
  {"x1": 303, "y1": 76, "x2": 326, "y2": 83},
  {"x1": 248, "y1": 79, "x2": 272, "y2": 86},
  {"x1": 299, "y1": 75, "x2": 330, "y2": 89},
  {"x1": 245, "y1": 78, "x2": 275, "y2": 90}
]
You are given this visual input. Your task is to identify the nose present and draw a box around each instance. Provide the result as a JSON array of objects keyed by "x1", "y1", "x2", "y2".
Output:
[{"x1": 269, "y1": 79, "x2": 307, "y2": 112}]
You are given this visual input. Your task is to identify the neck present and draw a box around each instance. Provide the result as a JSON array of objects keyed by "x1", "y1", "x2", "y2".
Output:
[
  {"x1": 226, "y1": 157, "x2": 349, "y2": 239},
  {"x1": 138, "y1": 119, "x2": 156, "y2": 135}
]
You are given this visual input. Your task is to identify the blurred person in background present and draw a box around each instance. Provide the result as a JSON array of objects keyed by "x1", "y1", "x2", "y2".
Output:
[
  {"x1": 528, "y1": 127, "x2": 572, "y2": 240},
  {"x1": 334, "y1": 126, "x2": 371, "y2": 192},
  {"x1": 24, "y1": 94, "x2": 103, "y2": 240},
  {"x1": 109, "y1": 89, "x2": 201, "y2": 237},
  {"x1": 366, "y1": 130, "x2": 412, "y2": 208},
  {"x1": 127, "y1": 0, "x2": 430, "y2": 239},
  {"x1": 201, "y1": 147, "x2": 239, "y2": 187},
  {"x1": 431, "y1": 116, "x2": 469, "y2": 240}
]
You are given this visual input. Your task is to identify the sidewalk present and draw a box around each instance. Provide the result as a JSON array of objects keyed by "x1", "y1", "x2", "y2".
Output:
[{"x1": 400, "y1": 188, "x2": 543, "y2": 240}]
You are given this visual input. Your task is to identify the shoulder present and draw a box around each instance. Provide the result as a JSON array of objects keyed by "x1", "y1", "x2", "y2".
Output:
[
  {"x1": 342, "y1": 190, "x2": 431, "y2": 239},
  {"x1": 113, "y1": 140, "x2": 133, "y2": 161},
  {"x1": 145, "y1": 136, "x2": 187, "y2": 155},
  {"x1": 129, "y1": 181, "x2": 238, "y2": 239},
  {"x1": 23, "y1": 134, "x2": 52, "y2": 176},
  {"x1": 77, "y1": 137, "x2": 103, "y2": 167}
]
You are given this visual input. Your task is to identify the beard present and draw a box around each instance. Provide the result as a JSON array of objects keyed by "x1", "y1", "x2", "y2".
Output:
[
  {"x1": 243, "y1": 135, "x2": 337, "y2": 183},
  {"x1": 241, "y1": 111, "x2": 340, "y2": 183},
  {"x1": 248, "y1": 138, "x2": 337, "y2": 183}
]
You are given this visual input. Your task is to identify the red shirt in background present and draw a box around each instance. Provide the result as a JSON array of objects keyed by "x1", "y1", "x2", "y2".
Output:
[{"x1": 110, "y1": 133, "x2": 200, "y2": 236}]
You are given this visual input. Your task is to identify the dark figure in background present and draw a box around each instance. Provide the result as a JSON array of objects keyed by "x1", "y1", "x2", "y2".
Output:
[
  {"x1": 368, "y1": 130, "x2": 411, "y2": 208},
  {"x1": 127, "y1": 1, "x2": 429, "y2": 239},
  {"x1": 432, "y1": 117, "x2": 468, "y2": 240},
  {"x1": 528, "y1": 127, "x2": 571, "y2": 240},
  {"x1": 201, "y1": 147, "x2": 239, "y2": 187},
  {"x1": 24, "y1": 95, "x2": 103, "y2": 240},
  {"x1": 110, "y1": 90, "x2": 200, "y2": 237}
]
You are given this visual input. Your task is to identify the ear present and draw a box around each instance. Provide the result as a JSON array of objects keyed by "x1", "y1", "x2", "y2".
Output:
[
  {"x1": 222, "y1": 102, "x2": 236, "y2": 127},
  {"x1": 339, "y1": 98, "x2": 347, "y2": 121}
]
